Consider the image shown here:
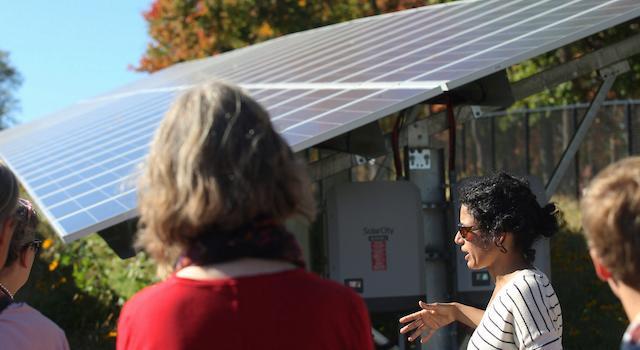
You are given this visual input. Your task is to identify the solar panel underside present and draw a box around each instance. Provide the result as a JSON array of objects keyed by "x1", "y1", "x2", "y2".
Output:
[{"x1": 1, "y1": 0, "x2": 638, "y2": 242}]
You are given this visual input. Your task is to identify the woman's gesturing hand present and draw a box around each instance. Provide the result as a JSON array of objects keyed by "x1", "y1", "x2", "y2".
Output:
[{"x1": 399, "y1": 301, "x2": 458, "y2": 344}]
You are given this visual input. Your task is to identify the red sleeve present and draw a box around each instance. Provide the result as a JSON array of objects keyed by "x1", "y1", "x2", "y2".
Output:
[
  {"x1": 350, "y1": 293, "x2": 374, "y2": 350},
  {"x1": 116, "y1": 301, "x2": 133, "y2": 350}
]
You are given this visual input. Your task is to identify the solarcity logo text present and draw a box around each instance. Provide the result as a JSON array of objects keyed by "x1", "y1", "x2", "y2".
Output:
[{"x1": 362, "y1": 227, "x2": 394, "y2": 235}]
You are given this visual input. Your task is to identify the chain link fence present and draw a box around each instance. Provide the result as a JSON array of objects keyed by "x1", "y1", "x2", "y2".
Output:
[{"x1": 454, "y1": 100, "x2": 640, "y2": 199}]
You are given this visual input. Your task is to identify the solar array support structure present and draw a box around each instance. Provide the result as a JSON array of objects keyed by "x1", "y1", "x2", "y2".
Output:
[
  {"x1": 310, "y1": 32, "x2": 640, "y2": 183},
  {"x1": 545, "y1": 61, "x2": 629, "y2": 198},
  {"x1": 1, "y1": 1, "x2": 640, "y2": 349}
]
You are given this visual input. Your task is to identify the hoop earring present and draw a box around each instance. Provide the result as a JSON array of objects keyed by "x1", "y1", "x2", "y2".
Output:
[{"x1": 495, "y1": 240, "x2": 507, "y2": 254}]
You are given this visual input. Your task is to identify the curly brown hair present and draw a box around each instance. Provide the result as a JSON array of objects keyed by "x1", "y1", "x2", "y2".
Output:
[
  {"x1": 136, "y1": 81, "x2": 316, "y2": 267},
  {"x1": 581, "y1": 156, "x2": 640, "y2": 289}
]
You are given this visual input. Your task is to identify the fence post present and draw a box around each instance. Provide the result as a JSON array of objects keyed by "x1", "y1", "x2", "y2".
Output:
[
  {"x1": 525, "y1": 111, "x2": 530, "y2": 175},
  {"x1": 626, "y1": 102, "x2": 633, "y2": 156},
  {"x1": 461, "y1": 123, "x2": 467, "y2": 174},
  {"x1": 491, "y1": 117, "x2": 496, "y2": 171},
  {"x1": 573, "y1": 107, "x2": 580, "y2": 199}
]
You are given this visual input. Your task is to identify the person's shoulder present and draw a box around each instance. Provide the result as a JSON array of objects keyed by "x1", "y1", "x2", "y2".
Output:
[
  {"x1": 622, "y1": 341, "x2": 640, "y2": 350},
  {"x1": 8, "y1": 303, "x2": 57, "y2": 323},
  {"x1": 528, "y1": 268, "x2": 550, "y2": 280},
  {"x1": 281, "y1": 269, "x2": 364, "y2": 302},
  {"x1": 290, "y1": 269, "x2": 358, "y2": 291},
  {"x1": 502, "y1": 269, "x2": 555, "y2": 303},
  {"x1": 622, "y1": 321, "x2": 640, "y2": 349},
  {"x1": 512, "y1": 269, "x2": 552, "y2": 288},
  {"x1": 121, "y1": 278, "x2": 179, "y2": 313},
  {"x1": 4, "y1": 303, "x2": 67, "y2": 341}
]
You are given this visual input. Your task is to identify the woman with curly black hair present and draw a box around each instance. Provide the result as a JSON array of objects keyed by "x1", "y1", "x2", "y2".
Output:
[{"x1": 400, "y1": 172, "x2": 563, "y2": 349}]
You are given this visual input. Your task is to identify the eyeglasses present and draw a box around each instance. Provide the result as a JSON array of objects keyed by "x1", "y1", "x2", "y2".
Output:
[
  {"x1": 22, "y1": 239, "x2": 42, "y2": 255},
  {"x1": 457, "y1": 223, "x2": 478, "y2": 241}
]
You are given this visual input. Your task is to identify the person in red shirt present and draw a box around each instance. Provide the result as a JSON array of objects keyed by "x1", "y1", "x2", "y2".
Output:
[{"x1": 116, "y1": 81, "x2": 374, "y2": 350}]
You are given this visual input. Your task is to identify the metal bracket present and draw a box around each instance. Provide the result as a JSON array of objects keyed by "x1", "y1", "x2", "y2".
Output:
[
  {"x1": 545, "y1": 60, "x2": 630, "y2": 198},
  {"x1": 353, "y1": 154, "x2": 368, "y2": 166},
  {"x1": 408, "y1": 148, "x2": 432, "y2": 170},
  {"x1": 406, "y1": 106, "x2": 428, "y2": 147},
  {"x1": 470, "y1": 105, "x2": 485, "y2": 118},
  {"x1": 599, "y1": 60, "x2": 631, "y2": 79}
]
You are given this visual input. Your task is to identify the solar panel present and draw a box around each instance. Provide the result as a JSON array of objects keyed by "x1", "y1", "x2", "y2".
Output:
[{"x1": 1, "y1": 0, "x2": 638, "y2": 242}]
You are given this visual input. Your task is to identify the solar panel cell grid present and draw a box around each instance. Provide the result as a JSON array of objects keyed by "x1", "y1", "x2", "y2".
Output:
[
  {"x1": 304, "y1": 110, "x2": 367, "y2": 125},
  {"x1": 11, "y1": 93, "x2": 173, "y2": 175}
]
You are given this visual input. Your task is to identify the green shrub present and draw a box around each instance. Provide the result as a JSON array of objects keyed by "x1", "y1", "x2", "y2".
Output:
[
  {"x1": 17, "y1": 220, "x2": 156, "y2": 350},
  {"x1": 550, "y1": 196, "x2": 627, "y2": 349}
]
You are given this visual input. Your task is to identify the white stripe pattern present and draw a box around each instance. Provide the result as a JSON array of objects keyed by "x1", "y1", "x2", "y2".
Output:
[{"x1": 468, "y1": 269, "x2": 562, "y2": 350}]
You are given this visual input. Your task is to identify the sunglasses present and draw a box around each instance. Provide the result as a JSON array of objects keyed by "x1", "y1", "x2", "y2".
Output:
[
  {"x1": 22, "y1": 239, "x2": 42, "y2": 255},
  {"x1": 457, "y1": 223, "x2": 478, "y2": 241},
  {"x1": 14, "y1": 198, "x2": 37, "y2": 223}
]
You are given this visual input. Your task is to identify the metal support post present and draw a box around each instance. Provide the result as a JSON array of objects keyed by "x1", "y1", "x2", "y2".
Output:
[
  {"x1": 461, "y1": 123, "x2": 467, "y2": 173},
  {"x1": 406, "y1": 118, "x2": 452, "y2": 350},
  {"x1": 490, "y1": 117, "x2": 496, "y2": 170},
  {"x1": 572, "y1": 107, "x2": 581, "y2": 199},
  {"x1": 524, "y1": 111, "x2": 530, "y2": 175},
  {"x1": 545, "y1": 61, "x2": 629, "y2": 199}
]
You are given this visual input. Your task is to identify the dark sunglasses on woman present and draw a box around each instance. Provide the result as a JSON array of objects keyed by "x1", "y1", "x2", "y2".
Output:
[{"x1": 457, "y1": 223, "x2": 478, "y2": 241}]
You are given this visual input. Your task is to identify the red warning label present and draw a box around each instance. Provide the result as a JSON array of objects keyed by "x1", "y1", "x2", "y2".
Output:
[{"x1": 370, "y1": 236, "x2": 388, "y2": 271}]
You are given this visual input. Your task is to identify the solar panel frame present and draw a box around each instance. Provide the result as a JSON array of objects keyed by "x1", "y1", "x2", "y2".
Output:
[{"x1": 441, "y1": 0, "x2": 640, "y2": 90}]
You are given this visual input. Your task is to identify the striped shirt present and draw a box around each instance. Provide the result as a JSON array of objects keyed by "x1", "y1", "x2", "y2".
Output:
[
  {"x1": 622, "y1": 320, "x2": 640, "y2": 350},
  {"x1": 468, "y1": 269, "x2": 562, "y2": 350}
]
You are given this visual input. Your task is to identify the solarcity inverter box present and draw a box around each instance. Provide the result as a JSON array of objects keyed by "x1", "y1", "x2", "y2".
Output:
[{"x1": 327, "y1": 182, "x2": 425, "y2": 309}]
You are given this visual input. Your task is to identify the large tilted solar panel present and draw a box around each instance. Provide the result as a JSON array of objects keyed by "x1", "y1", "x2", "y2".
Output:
[
  {"x1": 0, "y1": 86, "x2": 441, "y2": 241},
  {"x1": 101, "y1": 0, "x2": 640, "y2": 95},
  {"x1": 0, "y1": 0, "x2": 639, "y2": 243}
]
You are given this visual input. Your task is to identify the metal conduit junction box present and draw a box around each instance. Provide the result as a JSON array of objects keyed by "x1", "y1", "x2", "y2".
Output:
[{"x1": 327, "y1": 181, "x2": 425, "y2": 311}]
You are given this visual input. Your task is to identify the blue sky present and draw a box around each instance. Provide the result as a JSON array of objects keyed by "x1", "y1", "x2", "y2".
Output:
[{"x1": 0, "y1": 1, "x2": 152, "y2": 123}]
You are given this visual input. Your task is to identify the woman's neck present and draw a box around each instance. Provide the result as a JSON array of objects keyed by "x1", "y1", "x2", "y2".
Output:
[
  {"x1": 0, "y1": 269, "x2": 21, "y2": 298},
  {"x1": 489, "y1": 253, "x2": 532, "y2": 287},
  {"x1": 175, "y1": 257, "x2": 297, "y2": 281}
]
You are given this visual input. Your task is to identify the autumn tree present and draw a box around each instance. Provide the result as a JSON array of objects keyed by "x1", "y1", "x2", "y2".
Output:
[{"x1": 0, "y1": 50, "x2": 21, "y2": 129}]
